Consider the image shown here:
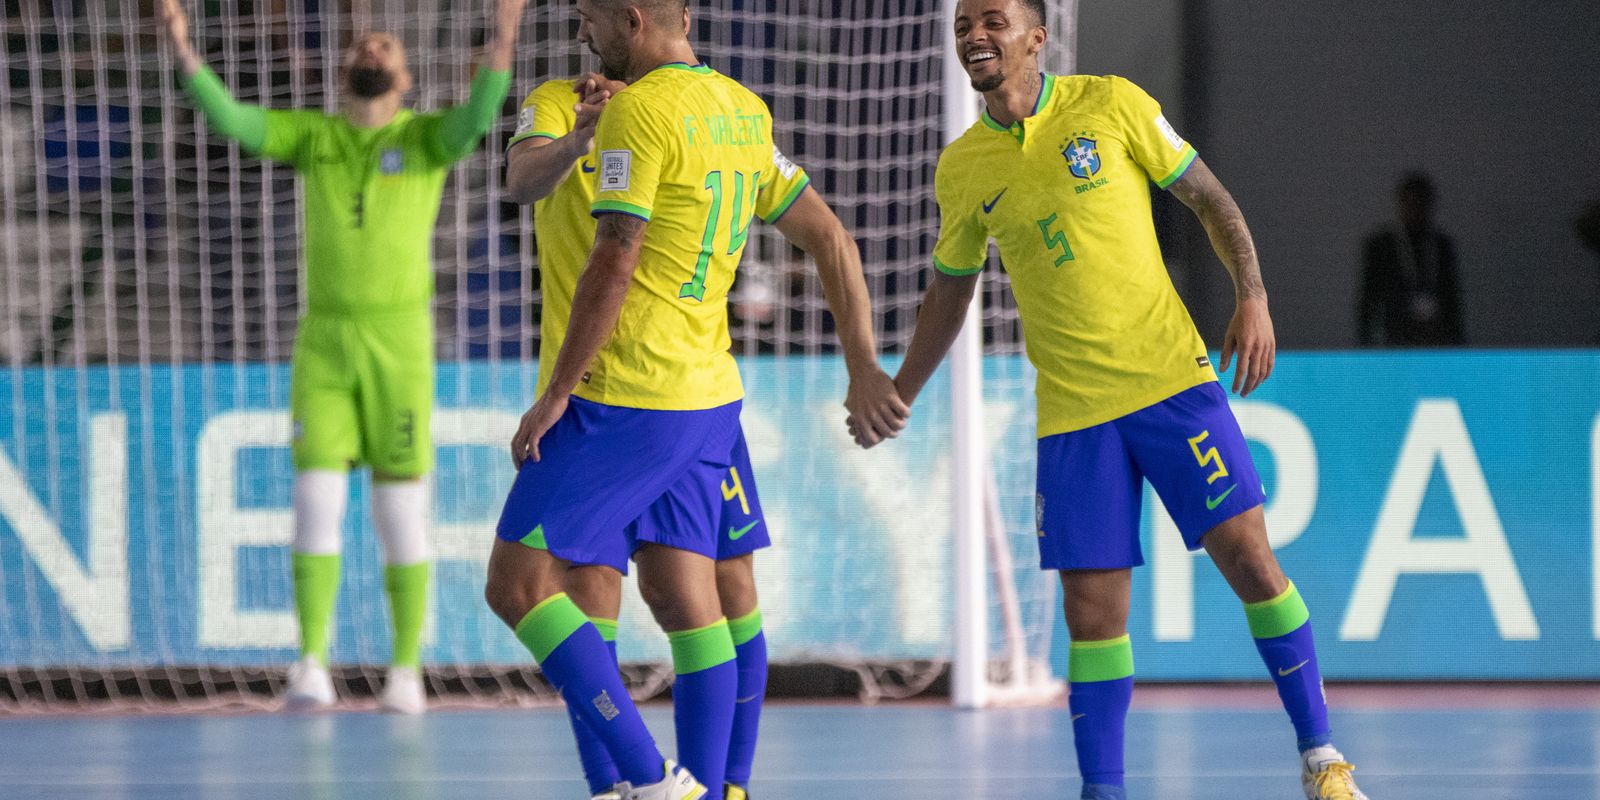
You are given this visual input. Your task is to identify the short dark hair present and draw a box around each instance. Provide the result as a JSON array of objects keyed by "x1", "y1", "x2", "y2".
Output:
[
  {"x1": 598, "y1": 0, "x2": 684, "y2": 26},
  {"x1": 1017, "y1": 0, "x2": 1047, "y2": 27}
]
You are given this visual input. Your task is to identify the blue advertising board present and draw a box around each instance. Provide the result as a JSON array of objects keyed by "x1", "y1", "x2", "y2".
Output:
[{"x1": 0, "y1": 352, "x2": 1596, "y2": 679}]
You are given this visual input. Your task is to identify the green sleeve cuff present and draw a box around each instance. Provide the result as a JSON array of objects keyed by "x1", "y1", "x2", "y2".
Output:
[
  {"x1": 180, "y1": 66, "x2": 267, "y2": 153},
  {"x1": 592, "y1": 199, "x2": 652, "y2": 221},
  {"x1": 758, "y1": 174, "x2": 811, "y2": 224},
  {"x1": 1156, "y1": 147, "x2": 1198, "y2": 189},
  {"x1": 933, "y1": 256, "x2": 984, "y2": 276}
]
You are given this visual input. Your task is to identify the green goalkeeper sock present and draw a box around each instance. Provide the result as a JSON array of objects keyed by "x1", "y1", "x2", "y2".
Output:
[
  {"x1": 384, "y1": 562, "x2": 429, "y2": 668},
  {"x1": 292, "y1": 553, "x2": 341, "y2": 663}
]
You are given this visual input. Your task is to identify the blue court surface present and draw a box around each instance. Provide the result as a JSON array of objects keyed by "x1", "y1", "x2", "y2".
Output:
[{"x1": 1, "y1": 687, "x2": 1596, "y2": 799}]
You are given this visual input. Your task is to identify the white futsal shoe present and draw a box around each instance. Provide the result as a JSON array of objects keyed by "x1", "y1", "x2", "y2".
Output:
[
  {"x1": 1302, "y1": 745, "x2": 1370, "y2": 799},
  {"x1": 613, "y1": 760, "x2": 706, "y2": 800},
  {"x1": 380, "y1": 665, "x2": 427, "y2": 714},
  {"x1": 282, "y1": 655, "x2": 335, "y2": 711}
]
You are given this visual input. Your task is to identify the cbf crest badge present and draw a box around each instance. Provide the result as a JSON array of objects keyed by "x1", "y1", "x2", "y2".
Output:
[
  {"x1": 380, "y1": 148, "x2": 404, "y2": 176},
  {"x1": 1062, "y1": 137, "x2": 1100, "y2": 180}
]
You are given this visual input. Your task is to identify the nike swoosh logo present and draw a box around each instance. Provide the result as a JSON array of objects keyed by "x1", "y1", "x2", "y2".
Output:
[
  {"x1": 1205, "y1": 484, "x2": 1238, "y2": 510},
  {"x1": 736, "y1": 694, "x2": 761, "y2": 704},
  {"x1": 1071, "y1": 713, "x2": 1086, "y2": 721},
  {"x1": 727, "y1": 521, "x2": 759, "y2": 540},
  {"x1": 580, "y1": 159, "x2": 596, "y2": 173},
  {"x1": 982, "y1": 188, "x2": 1006, "y2": 213},
  {"x1": 1278, "y1": 660, "x2": 1310, "y2": 677}
]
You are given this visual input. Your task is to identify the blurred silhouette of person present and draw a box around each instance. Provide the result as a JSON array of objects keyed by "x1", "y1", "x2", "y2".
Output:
[
  {"x1": 1575, "y1": 201, "x2": 1600, "y2": 262},
  {"x1": 1358, "y1": 172, "x2": 1463, "y2": 346}
]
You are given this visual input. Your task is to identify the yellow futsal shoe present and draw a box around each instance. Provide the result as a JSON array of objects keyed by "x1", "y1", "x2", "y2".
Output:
[
  {"x1": 724, "y1": 784, "x2": 748, "y2": 800},
  {"x1": 613, "y1": 760, "x2": 706, "y2": 800},
  {"x1": 1301, "y1": 745, "x2": 1370, "y2": 799}
]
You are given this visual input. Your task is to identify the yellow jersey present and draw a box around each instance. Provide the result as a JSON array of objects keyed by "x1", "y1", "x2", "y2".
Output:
[
  {"x1": 569, "y1": 63, "x2": 809, "y2": 410},
  {"x1": 932, "y1": 74, "x2": 1216, "y2": 438},
  {"x1": 509, "y1": 78, "x2": 592, "y2": 396}
]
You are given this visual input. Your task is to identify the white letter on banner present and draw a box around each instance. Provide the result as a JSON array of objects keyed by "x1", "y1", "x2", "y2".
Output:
[
  {"x1": 0, "y1": 413, "x2": 129, "y2": 650},
  {"x1": 429, "y1": 409, "x2": 520, "y2": 565},
  {"x1": 197, "y1": 410, "x2": 296, "y2": 649},
  {"x1": 831, "y1": 400, "x2": 1017, "y2": 647},
  {"x1": 1341, "y1": 399, "x2": 1538, "y2": 641},
  {"x1": 1153, "y1": 401, "x2": 1318, "y2": 641}
]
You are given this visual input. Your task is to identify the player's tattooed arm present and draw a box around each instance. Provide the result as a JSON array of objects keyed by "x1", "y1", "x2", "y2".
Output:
[
  {"x1": 509, "y1": 213, "x2": 644, "y2": 466},
  {"x1": 1168, "y1": 156, "x2": 1275, "y2": 396},
  {"x1": 1168, "y1": 157, "x2": 1265, "y2": 303}
]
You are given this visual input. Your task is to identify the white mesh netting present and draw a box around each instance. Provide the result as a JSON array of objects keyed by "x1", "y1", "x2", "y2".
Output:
[{"x1": 0, "y1": 0, "x2": 1074, "y2": 709}]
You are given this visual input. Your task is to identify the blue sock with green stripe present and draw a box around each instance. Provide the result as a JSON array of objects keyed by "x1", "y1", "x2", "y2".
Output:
[
  {"x1": 567, "y1": 617, "x2": 622, "y2": 795},
  {"x1": 670, "y1": 619, "x2": 738, "y2": 800},
  {"x1": 515, "y1": 595, "x2": 662, "y2": 786},
  {"x1": 724, "y1": 608, "x2": 766, "y2": 788},
  {"x1": 1245, "y1": 582, "x2": 1331, "y2": 751},
  {"x1": 1069, "y1": 635, "x2": 1134, "y2": 800}
]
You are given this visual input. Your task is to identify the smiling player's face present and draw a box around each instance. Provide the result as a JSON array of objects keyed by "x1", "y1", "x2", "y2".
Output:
[{"x1": 953, "y1": 0, "x2": 1044, "y2": 93}]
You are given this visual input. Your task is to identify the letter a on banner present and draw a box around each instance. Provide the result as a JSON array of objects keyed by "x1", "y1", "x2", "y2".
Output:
[{"x1": 1342, "y1": 399, "x2": 1538, "y2": 641}]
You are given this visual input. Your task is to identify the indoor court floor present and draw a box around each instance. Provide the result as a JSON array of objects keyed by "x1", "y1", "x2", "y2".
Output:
[{"x1": 1, "y1": 686, "x2": 1596, "y2": 799}]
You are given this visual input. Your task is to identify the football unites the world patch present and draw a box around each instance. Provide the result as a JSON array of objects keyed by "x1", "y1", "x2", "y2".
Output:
[{"x1": 599, "y1": 149, "x2": 631, "y2": 191}]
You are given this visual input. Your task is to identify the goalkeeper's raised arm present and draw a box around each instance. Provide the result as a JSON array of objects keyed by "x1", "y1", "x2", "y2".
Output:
[{"x1": 156, "y1": 0, "x2": 526, "y2": 158}]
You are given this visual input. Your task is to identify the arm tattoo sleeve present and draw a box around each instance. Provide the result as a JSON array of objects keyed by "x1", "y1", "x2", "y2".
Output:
[
  {"x1": 595, "y1": 213, "x2": 645, "y2": 250},
  {"x1": 1170, "y1": 160, "x2": 1266, "y2": 302}
]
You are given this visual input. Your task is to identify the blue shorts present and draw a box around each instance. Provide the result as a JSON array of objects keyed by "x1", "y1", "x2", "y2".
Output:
[
  {"x1": 1035, "y1": 382, "x2": 1265, "y2": 570},
  {"x1": 626, "y1": 427, "x2": 770, "y2": 564},
  {"x1": 495, "y1": 397, "x2": 752, "y2": 571}
]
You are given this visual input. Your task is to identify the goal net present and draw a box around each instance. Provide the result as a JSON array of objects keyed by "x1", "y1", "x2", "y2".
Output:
[{"x1": 0, "y1": 0, "x2": 1074, "y2": 710}]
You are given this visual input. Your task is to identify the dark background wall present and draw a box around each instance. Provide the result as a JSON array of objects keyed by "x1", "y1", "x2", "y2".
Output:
[{"x1": 1078, "y1": 0, "x2": 1600, "y2": 348}]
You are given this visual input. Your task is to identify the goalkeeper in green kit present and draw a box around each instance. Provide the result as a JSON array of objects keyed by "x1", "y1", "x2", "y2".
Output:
[{"x1": 158, "y1": 0, "x2": 526, "y2": 713}]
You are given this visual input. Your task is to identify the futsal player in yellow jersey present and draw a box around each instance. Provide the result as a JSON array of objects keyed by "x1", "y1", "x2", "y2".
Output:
[
  {"x1": 483, "y1": 2, "x2": 905, "y2": 798},
  {"x1": 882, "y1": 1, "x2": 1369, "y2": 798},
  {"x1": 504, "y1": 63, "x2": 890, "y2": 798}
]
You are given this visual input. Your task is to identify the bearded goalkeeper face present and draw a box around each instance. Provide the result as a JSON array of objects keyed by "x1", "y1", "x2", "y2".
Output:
[{"x1": 342, "y1": 32, "x2": 414, "y2": 100}]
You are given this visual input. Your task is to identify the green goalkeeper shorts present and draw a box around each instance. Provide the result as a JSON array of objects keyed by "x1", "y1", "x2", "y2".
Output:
[{"x1": 290, "y1": 311, "x2": 434, "y2": 476}]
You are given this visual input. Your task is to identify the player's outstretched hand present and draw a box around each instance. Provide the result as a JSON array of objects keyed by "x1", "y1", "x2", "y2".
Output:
[
  {"x1": 844, "y1": 368, "x2": 910, "y2": 449},
  {"x1": 156, "y1": 0, "x2": 190, "y2": 50},
  {"x1": 510, "y1": 391, "x2": 569, "y2": 469},
  {"x1": 1220, "y1": 295, "x2": 1275, "y2": 396}
]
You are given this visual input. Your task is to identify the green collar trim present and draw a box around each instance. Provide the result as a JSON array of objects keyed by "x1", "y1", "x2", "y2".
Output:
[
  {"x1": 654, "y1": 62, "x2": 713, "y2": 74},
  {"x1": 1033, "y1": 73, "x2": 1056, "y2": 115},
  {"x1": 979, "y1": 73, "x2": 1055, "y2": 139}
]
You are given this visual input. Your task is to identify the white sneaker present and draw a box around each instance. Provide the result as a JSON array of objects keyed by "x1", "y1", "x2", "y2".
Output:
[
  {"x1": 282, "y1": 655, "x2": 335, "y2": 711},
  {"x1": 1302, "y1": 745, "x2": 1370, "y2": 799},
  {"x1": 591, "y1": 793, "x2": 623, "y2": 800},
  {"x1": 613, "y1": 760, "x2": 706, "y2": 800},
  {"x1": 379, "y1": 665, "x2": 427, "y2": 715}
]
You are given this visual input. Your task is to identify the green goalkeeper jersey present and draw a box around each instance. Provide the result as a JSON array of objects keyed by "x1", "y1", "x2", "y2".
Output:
[{"x1": 182, "y1": 67, "x2": 510, "y2": 316}]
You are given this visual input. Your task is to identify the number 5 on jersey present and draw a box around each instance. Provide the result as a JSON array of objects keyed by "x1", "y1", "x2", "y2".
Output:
[
  {"x1": 683, "y1": 169, "x2": 760, "y2": 301},
  {"x1": 1037, "y1": 212, "x2": 1075, "y2": 268}
]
